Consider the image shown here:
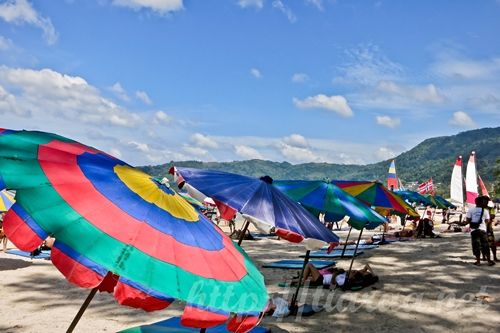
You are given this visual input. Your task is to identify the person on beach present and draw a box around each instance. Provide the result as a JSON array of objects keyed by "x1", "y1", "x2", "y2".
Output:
[
  {"x1": 0, "y1": 212, "x2": 7, "y2": 252},
  {"x1": 291, "y1": 263, "x2": 377, "y2": 289},
  {"x1": 464, "y1": 196, "x2": 495, "y2": 266},
  {"x1": 486, "y1": 200, "x2": 498, "y2": 262}
]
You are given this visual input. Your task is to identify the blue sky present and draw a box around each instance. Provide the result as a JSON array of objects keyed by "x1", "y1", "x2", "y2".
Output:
[{"x1": 0, "y1": 0, "x2": 499, "y2": 166}]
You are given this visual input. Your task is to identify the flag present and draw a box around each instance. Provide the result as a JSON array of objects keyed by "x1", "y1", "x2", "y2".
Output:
[{"x1": 418, "y1": 178, "x2": 434, "y2": 194}]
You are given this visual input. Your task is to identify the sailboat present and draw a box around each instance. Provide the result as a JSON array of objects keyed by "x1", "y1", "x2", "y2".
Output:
[
  {"x1": 387, "y1": 160, "x2": 398, "y2": 191},
  {"x1": 465, "y1": 151, "x2": 479, "y2": 206},
  {"x1": 450, "y1": 156, "x2": 464, "y2": 207},
  {"x1": 478, "y1": 174, "x2": 490, "y2": 197}
]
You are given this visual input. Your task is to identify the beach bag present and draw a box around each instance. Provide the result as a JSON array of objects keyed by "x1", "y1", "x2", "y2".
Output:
[{"x1": 470, "y1": 208, "x2": 484, "y2": 230}]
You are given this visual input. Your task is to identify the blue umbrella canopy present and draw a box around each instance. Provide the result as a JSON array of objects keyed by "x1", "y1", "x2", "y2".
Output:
[
  {"x1": 171, "y1": 167, "x2": 339, "y2": 248},
  {"x1": 434, "y1": 195, "x2": 457, "y2": 209},
  {"x1": 273, "y1": 180, "x2": 387, "y2": 230}
]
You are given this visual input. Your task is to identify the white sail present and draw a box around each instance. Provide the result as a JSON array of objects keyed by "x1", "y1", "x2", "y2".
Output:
[
  {"x1": 450, "y1": 156, "x2": 464, "y2": 206},
  {"x1": 465, "y1": 151, "x2": 478, "y2": 205}
]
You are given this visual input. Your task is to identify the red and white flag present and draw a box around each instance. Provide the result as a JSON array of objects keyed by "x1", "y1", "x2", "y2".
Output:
[{"x1": 418, "y1": 178, "x2": 434, "y2": 194}]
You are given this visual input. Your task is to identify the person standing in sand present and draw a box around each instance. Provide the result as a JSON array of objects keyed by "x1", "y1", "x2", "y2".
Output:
[{"x1": 465, "y1": 196, "x2": 495, "y2": 266}]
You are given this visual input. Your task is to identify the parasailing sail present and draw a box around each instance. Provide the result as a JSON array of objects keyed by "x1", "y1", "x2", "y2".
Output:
[
  {"x1": 465, "y1": 151, "x2": 478, "y2": 206},
  {"x1": 450, "y1": 156, "x2": 464, "y2": 207}
]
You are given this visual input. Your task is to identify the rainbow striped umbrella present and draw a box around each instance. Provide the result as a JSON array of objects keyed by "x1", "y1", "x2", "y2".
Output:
[
  {"x1": 0, "y1": 129, "x2": 267, "y2": 333},
  {"x1": 273, "y1": 180, "x2": 387, "y2": 230},
  {"x1": 333, "y1": 180, "x2": 418, "y2": 217},
  {"x1": 0, "y1": 189, "x2": 15, "y2": 212}
]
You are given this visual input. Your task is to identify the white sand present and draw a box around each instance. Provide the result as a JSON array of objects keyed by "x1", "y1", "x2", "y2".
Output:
[{"x1": 0, "y1": 221, "x2": 499, "y2": 333}]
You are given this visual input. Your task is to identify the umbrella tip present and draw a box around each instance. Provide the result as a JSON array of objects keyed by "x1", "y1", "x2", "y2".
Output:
[{"x1": 260, "y1": 175, "x2": 273, "y2": 184}]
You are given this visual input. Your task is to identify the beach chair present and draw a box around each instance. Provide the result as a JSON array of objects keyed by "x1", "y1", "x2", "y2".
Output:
[{"x1": 262, "y1": 259, "x2": 336, "y2": 270}]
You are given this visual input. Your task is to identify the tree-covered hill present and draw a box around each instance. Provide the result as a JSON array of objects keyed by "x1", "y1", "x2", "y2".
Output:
[{"x1": 140, "y1": 127, "x2": 500, "y2": 195}]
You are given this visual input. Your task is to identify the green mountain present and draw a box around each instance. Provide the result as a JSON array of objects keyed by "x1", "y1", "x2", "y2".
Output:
[{"x1": 141, "y1": 127, "x2": 500, "y2": 195}]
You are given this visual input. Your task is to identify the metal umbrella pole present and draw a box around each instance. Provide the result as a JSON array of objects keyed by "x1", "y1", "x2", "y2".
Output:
[
  {"x1": 290, "y1": 250, "x2": 311, "y2": 313},
  {"x1": 237, "y1": 219, "x2": 251, "y2": 246},
  {"x1": 340, "y1": 226, "x2": 353, "y2": 258},
  {"x1": 345, "y1": 228, "x2": 364, "y2": 288},
  {"x1": 67, "y1": 288, "x2": 98, "y2": 333}
]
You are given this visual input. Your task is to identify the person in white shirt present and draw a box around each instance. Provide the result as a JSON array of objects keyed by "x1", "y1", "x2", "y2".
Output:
[{"x1": 465, "y1": 196, "x2": 495, "y2": 266}]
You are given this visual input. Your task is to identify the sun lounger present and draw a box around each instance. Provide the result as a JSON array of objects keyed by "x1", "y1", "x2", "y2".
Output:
[
  {"x1": 118, "y1": 317, "x2": 270, "y2": 333},
  {"x1": 322, "y1": 244, "x2": 378, "y2": 251},
  {"x1": 262, "y1": 259, "x2": 336, "y2": 269},
  {"x1": 6, "y1": 249, "x2": 50, "y2": 260},
  {"x1": 301, "y1": 249, "x2": 363, "y2": 259}
]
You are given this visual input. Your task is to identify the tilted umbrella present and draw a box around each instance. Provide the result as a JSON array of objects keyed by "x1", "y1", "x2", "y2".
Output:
[
  {"x1": 171, "y1": 167, "x2": 340, "y2": 310},
  {"x1": 171, "y1": 167, "x2": 340, "y2": 248},
  {"x1": 273, "y1": 179, "x2": 387, "y2": 231},
  {"x1": 0, "y1": 189, "x2": 15, "y2": 212},
  {"x1": 394, "y1": 190, "x2": 433, "y2": 207},
  {"x1": 333, "y1": 180, "x2": 418, "y2": 217},
  {"x1": 425, "y1": 195, "x2": 448, "y2": 210},
  {"x1": 0, "y1": 129, "x2": 268, "y2": 333},
  {"x1": 273, "y1": 179, "x2": 388, "y2": 284},
  {"x1": 435, "y1": 195, "x2": 456, "y2": 209}
]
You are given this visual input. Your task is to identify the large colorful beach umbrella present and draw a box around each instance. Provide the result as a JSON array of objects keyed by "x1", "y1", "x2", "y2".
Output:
[
  {"x1": 425, "y1": 195, "x2": 448, "y2": 210},
  {"x1": 333, "y1": 180, "x2": 418, "y2": 217},
  {"x1": 171, "y1": 167, "x2": 339, "y2": 312},
  {"x1": 0, "y1": 129, "x2": 268, "y2": 333},
  {"x1": 0, "y1": 189, "x2": 15, "y2": 212},
  {"x1": 273, "y1": 180, "x2": 387, "y2": 230},
  {"x1": 435, "y1": 195, "x2": 456, "y2": 209},
  {"x1": 172, "y1": 167, "x2": 340, "y2": 248},
  {"x1": 394, "y1": 190, "x2": 433, "y2": 207}
]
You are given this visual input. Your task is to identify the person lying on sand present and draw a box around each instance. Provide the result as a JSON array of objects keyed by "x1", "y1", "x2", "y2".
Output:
[{"x1": 291, "y1": 263, "x2": 378, "y2": 289}]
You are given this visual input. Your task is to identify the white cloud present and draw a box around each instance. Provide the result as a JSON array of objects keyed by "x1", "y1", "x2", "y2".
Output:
[
  {"x1": 272, "y1": 0, "x2": 296, "y2": 22},
  {"x1": 128, "y1": 140, "x2": 150, "y2": 153},
  {"x1": 237, "y1": 0, "x2": 264, "y2": 9},
  {"x1": 283, "y1": 134, "x2": 309, "y2": 148},
  {"x1": 376, "y1": 115, "x2": 400, "y2": 129},
  {"x1": 0, "y1": 0, "x2": 58, "y2": 45},
  {"x1": 234, "y1": 145, "x2": 263, "y2": 159},
  {"x1": 109, "y1": 148, "x2": 122, "y2": 159},
  {"x1": 190, "y1": 133, "x2": 218, "y2": 149},
  {"x1": 136, "y1": 90, "x2": 152, "y2": 105},
  {"x1": 279, "y1": 143, "x2": 320, "y2": 163},
  {"x1": 182, "y1": 146, "x2": 215, "y2": 161},
  {"x1": 0, "y1": 36, "x2": 13, "y2": 50},
  {"x1": 375, "y1": 147, "x2": 397, "y2": 160},
  {"x1": 111, "y1": 0, "x2": 184, "y2": 14},
  {"x1": 432, "y1": 56, "x2": 500, "y2": 80},
  {"x1": 0, "y1": 66, "x2": 142, "y2": 127},
  {"x1": 0, "y1": 85, "x2": 29, "y2": 116},
  {"x1": 291, "y1": 73, "x2": 309, "y2": 83},
  {"x1": 293, "y1": 94, "x2": 354, "y2": 117},
  {"x1": 153, "y1": 110, "x2": 172, "y2": 125},
  {"x1": 250, "y1": 68, "x2": 262, "y2": 79},
  {"x1": 306, "y1": 0, "x2": 323, "y2": 10},
  {"x1": 449, "y1": 111, "x2": 475, "y2": 128},
  {"x1": 376, "y1": 81, "x2": 445, "y2": 104},
  {"x1": 334, "y1": 45, "x2": 403, "y2": 86},
  {"x1": 109, "y1": 82, "x2": 130, "y2": 102}
]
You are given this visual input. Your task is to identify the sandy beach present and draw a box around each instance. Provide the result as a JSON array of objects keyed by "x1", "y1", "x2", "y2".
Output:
[{"x1": 1, "y1": 220, "x2": 499, "y2": 333}]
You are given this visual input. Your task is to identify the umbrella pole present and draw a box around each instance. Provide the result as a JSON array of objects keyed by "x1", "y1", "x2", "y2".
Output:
[
  {"x1": 200, "y1": 329, "x2": 207, "y2": 333},
  {"x1": 67, "y1": 287, "x2": 98, "y2": 333},
  {"x1": 341, "y1": 226, "x2": 353, "y2": 258},
  {"x1": 345, "y1": 228, "x2": 364, "y2": 288},
  {"x1": 290, "y1": 250, "x2": 310, "y2": 311},
  {"x1": 237, "y1": 219, "x2": 250, "y2": 246}
]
